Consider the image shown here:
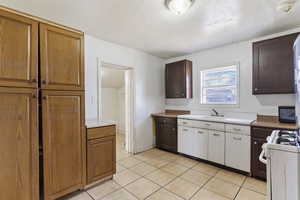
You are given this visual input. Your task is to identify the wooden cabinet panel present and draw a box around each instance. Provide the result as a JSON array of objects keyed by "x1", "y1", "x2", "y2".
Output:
[
  {"x1": 0, "y1": 10, "x2": 38, "y2": 88},
  {"x1": 87, "y1": 126, "x2": 116, "y2": 140},
  {"x1": 253, "y1": 33, "x2": 299, "y2": 94},
  {"x1": 40, "y1": 24, "x2": 84, "y2": 91},
  {"x1": 155, "y1": 117, "x2": 177, "y2": 153},
  {"x1": 165, "y1": 60, "x2": 193, "y2": 98},
  {"x1": 42, "y1": 90, "x2": 85, "y2": 200},
  {"x1": 87, "y1": 136, "x2": 116, "y2": 184},
  {"x1": 0, "y1": 88, "x2": 38, "y2": 200}
]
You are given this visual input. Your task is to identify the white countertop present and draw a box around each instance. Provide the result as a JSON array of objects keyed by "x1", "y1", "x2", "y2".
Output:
[
  {"x1": 178, "y1": 114, "x2": 254, "y2": 125},
  {"x1": 86, "y1": 120, "x2": 116, "y2": 128}
]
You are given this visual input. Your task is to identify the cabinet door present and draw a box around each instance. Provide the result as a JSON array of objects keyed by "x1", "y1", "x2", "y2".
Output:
[
  {"x1": 165, "y1": 60, "x2": 192, "y2": 98},
  {"x1": 0, "y1": 10, "x2": 38, "y2": 88},
  {"x1": 225, "y1": 133, "x2": 250, "y2": 172},
  {"x1": 40, "y1": 24, "x2": 84, "y2": 90},
  {"x1": 156, "y1": 121, "x2": 177, "y2": 153},
  {"x1": 42, "y1": 90, "x2": 85, "y2": 200},
  {"x1": 87, "y1": 136, "x2": 116, "y2": 184},
  {"x1": 253, "y1": 33, "x2": 298, "y2": 94},
  {"x1": 178, "y1": 126, "x2": 194, "y2": 156},
  {"x1": 251, "y1": 137, "x2": 267, "y2": 180},
  {"x1": 208, "y1": 131, "x2": 225, "y2": 165},
  {"x1": 193, "y1": 129, "x2": 209, "y2": 159},
  {"x1": 0, "y1": 88, "x2": 38, "y2": 200}
]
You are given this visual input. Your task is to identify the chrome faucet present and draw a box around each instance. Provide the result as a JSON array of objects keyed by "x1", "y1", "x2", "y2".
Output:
[{"x1": 211, "y1": 108, "x2": 224, "y2": 117}]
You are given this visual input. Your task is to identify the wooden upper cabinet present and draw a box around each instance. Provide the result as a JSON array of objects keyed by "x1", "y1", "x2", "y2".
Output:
[
  {"x1": 165, "y1": 60, "x2": 193, "y2": 98},
  {"x1": 253, "y1": 33, "x2": 299, "y2": 94},
  {"x1": 0, "y1": 87, "x2": 38, "y2": 200},
  {"x1": 42, "y1": 90, "x2": 85, "y2": 200},
  {"x1": 0, "y1": 10, "x2": 38, "y2": 88},
  {"x1": 40, "y1": 23, "x2": 84, "y2": 91}
]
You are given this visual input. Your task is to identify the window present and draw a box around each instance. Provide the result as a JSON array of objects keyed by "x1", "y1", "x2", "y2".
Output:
[{"x1": 200, "y1": 65, "x2": 238, "y2": 105}]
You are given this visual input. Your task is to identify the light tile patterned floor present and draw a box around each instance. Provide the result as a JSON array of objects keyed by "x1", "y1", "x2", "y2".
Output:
[{"x1": 60, "y1": 136, "x2": 267, "y2": 200}]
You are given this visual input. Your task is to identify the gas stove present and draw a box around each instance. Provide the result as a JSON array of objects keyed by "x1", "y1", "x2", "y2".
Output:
[
  {"x1": 260, "y1": 129, "x2": 300, "y2": 200},
  {"x1": 276, "y1": 130, "x2": 300, "y2": 147},
  {"x1": 265, "y1": 130, "x2": 300, "y2": 153}
]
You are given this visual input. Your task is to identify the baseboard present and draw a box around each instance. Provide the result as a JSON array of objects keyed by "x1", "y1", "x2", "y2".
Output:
[{"x1": 134, "y1": 144, "x2": 154, "y2": 154}]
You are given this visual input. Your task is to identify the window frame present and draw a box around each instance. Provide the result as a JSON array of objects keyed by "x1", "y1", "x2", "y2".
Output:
[{"x1": 200, "y1": 63, "x2": 240, "y2": 106}]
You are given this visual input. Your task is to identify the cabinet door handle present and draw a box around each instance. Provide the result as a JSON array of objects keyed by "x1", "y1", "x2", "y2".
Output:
[
  {"x1": 198, "y1": 131, "x2": 204, "y2": 134},
  {"x1": 205, "y1": 123, "x2": 211, "y2": 126},
  {"x1": 213, "y1": 133, "x2": 220, "y2": 136},
  {"x1": 172, "y1": 128, "x2": 176, "y2": 131},
  {"x1": 254, "y1": 141, "x2": 257, "y2": 145},
  {"x1": 254, "y1": 88, "x2": 258, "y2": 91},
  {"x1": 183, "y1": 129, "x2": 189, "y2": 132},
  {"x1": 42, "y1": 80, "x2": 46, "y2": 84},
  {"x1": 31, "y1": 78, "x2": 37, "y2": 83},
  {"x1": 233, "y1": 128, "x2": 241, "y2": 131},
  {"x1": 233, "y1": 137, "x2": 242, "y2": 141},
  {"x1": 182, "y1": 121, "x2": 187, "y2": 124}
]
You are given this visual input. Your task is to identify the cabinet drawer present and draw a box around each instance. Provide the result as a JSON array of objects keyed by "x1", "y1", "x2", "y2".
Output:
[
  {"x1": 178, "y1": 119, "x2": 196, "y2": 127},
  {"x1": 178, "y1": 119, "x2": 225, "y2": 131},
  {"x1": 156, "y1": 117, "x2": 177, "y2": 124},
  {"x1": 198, "y1": 121, "x2": 225, "y2": 131},
  {"x1": 87, "y1": 126, "x2": 116, "y2": 140},
  {"x1": 251, "y1": 127, "x2": 273, "y2": 139},
  {"x1": 226, "y1": 124, "x2": 250, "y2": 135}
]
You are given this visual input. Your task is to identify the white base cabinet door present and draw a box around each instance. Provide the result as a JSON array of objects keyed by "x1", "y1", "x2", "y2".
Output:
[
  {"x1": 178, "y1": 126, "x2": 194, "y2": 156},
  {"x1": 208, "y1": 131, "x2": 225, "y2": 165},
  {"x1": 225, "y1": 133, "x2": 250, "y2": 172},
  {"x1": 193, "y1": 129, "x2": 209, "y2": 159}
]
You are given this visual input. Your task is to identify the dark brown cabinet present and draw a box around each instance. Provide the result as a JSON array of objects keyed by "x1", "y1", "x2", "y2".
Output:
[
  {"x1": 251, "y1": 127, "x2": 273, "y2": 180},
  {"x1": 154, "y1": 117, "x2": 178, "y2": 153},
  {"x1": 253, "y1": 33, "x2": 299, "y2": 94},
  {"x1": 165, "y1": 60, "x2": 193, "y2": 98},
  {"x1": 87, "y1": 126, "x2": 116, "y2": 185}
]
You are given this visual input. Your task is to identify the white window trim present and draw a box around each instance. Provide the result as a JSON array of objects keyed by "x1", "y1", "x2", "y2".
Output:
[{"x1": 199, "y1": 63, "x2": 240, "y2": 107}]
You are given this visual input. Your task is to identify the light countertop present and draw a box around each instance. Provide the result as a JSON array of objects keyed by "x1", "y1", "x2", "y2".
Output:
[
  {"x1": 86, "y1": 120, "x2": 116, "y2": 128},
  {"x1": 178, "y1": 114, "x2": 254, "y2": 126}
]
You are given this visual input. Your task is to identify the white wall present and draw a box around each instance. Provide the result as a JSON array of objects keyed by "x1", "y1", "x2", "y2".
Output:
[
  {"x1": 118, "y1": 87, "x2": 126, "y2": 134},
  {"x1": 101, "y1": 88, "x2": 119, "y2": 123},
  {"x1": 165, "y1": 28, "x2": 300, "y2": 118},
  {"x1": 85, "y1": 35, "x2": 164, "y2": 152}
]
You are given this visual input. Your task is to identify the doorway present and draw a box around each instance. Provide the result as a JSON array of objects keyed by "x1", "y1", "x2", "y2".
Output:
[{"x1": 97, "y1": 60, "x2": 135, "y2": 155}]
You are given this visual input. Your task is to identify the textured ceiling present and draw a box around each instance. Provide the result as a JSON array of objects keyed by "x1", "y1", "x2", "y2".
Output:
[{"x1": 2, "y1": 0, "x2": 300, "y2": 58}]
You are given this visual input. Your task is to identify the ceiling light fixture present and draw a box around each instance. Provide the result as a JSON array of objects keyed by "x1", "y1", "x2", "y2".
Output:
[
  {"x1": 277, "y1": 0, "x2": 298, "y2": 13},
  {"x1": 166, "y1": 0, "x2": 195, "y2": 15}
]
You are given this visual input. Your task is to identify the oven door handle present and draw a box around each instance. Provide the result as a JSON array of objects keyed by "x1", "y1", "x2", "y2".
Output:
[{"x1": 259, "y1": 144, "x2": 267, "y2": 165}]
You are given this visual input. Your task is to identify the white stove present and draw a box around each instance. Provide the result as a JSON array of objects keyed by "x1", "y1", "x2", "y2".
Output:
[{"x1": 260, "y1": 130, "x2": 300, "y2": 200}]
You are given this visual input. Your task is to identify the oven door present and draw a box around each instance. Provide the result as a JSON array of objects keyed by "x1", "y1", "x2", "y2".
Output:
[{"x1": 268, "y1": 149, "x2": 299, "y2": 200}]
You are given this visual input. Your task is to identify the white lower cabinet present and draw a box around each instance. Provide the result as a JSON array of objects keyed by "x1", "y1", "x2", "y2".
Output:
[
  {"x1": 225, "y1": 133, "x2": 250, "y2": 172},
  {"x1": 178, "y1": 119, "x2": 251, "y2": 172},
  {"x1": 208, "y1": 131, "x2": 225, "y2": 165},
  {"x1": 178, "y1": 126, "x2": 194, "y2": 156},
  {"x1": 192, "y1": 128, "x2": 209, "y2": 159}
]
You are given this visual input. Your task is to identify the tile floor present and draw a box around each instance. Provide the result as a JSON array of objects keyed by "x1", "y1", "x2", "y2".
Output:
[{"x1": 60, "y1": 135, "x2": 267, "y2": 200}]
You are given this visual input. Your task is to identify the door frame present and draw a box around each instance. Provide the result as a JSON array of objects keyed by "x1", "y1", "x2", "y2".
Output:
[{"x1": 96, "y1": 58, "x2": 136, "y2": 153}]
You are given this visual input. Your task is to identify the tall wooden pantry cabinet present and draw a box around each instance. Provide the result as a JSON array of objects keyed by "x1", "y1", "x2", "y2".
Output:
[{"x1": 0, "y1": 7, "x2": 86, "y2": 200}]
